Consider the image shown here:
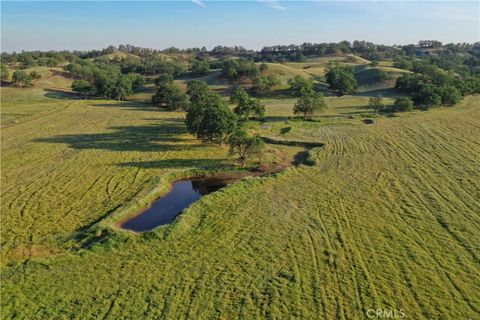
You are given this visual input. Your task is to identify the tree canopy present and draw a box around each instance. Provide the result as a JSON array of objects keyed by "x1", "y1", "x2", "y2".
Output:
[
  {"x1": 325, "y1": 63, "x2": 358, "y2": 96},
  {"x1": 72, "y1": 79, "x2": 93, "y2": 93},
  {"x1": 151, "y1": 75, "x2": 188, "y2": 110},
  {"x1": 1, "y1": 64, "x2": 9, "y2": 80},
  {"x1": 186, "y1": 92, "x2": 237, "y2": 143},
  {"x1": 288, "y1": 75, "x2": 314, "y2": 96},
  {"x1": 186, "y1": 80, "x2": 210, "y2": 104},
  {"x1": 12, "y1": 70, "x2": 32, "y2": 87},
  {"x1": 293, "y1": 91, "x2": 327, "y2": 119},
  {"x1": 368, "y1": 95, "x2": 385, "y2": 115},
  {"x1": 227, "y1": 127, "x2": 265, "y2": 167},
  {"x1": 392, "y1": 97, "x2": 413, "y2": 112},
  {"x1": 222, "y1": 59, "x2": 260, "y2": 81},
  {"x1": 252, "y1": 75, "x2": 279, "y2": 97},
  {"x1": 191, "y1": 60, "x2": 210, "y2": 77},
  {"x1": 230, "y1": 87, "x2": 265, "y2": 121}
]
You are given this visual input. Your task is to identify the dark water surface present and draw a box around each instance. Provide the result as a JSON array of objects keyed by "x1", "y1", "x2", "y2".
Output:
[{"x1": 121, "y1": 177, "x2": 239, "y2": 232}]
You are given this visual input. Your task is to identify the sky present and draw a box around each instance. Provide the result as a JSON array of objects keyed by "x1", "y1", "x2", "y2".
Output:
[{"x1": 1, "y1": 1, "x2": 479, "y2": 52}]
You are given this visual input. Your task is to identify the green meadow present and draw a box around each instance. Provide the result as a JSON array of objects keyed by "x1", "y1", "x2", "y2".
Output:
[{"x1": 1, "y1": 59, "x2": 479, "y2": 320}]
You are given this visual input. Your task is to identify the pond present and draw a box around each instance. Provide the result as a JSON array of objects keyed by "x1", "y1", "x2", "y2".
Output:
[{"x1": 120, "y1": 176, "x2": 244, "y2": 232}]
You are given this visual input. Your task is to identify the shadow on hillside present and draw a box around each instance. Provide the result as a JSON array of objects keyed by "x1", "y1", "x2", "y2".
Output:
[
  {"x1": 44, "y1": 88, "x2": 79, "y2": 100},
  {"x1": 33, "y1": 121, "x2": 198, "y2": 152},
  {"x1": 117, "y1": 158, "x2": 228, "y2": 169},
  {"x1": 354, "y1": 88, "x2": 398, "y2": 98},
  {"x1": 49, "y1": 69, "x2": 72, "y2": 78},
  {"x1": 177, "y1": 70, "x2": 225, "y2": 86}
]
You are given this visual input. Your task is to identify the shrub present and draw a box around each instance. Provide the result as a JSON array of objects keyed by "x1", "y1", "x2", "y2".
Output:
[
  {"x1": 72, "y1": 79, "x2": 93, "y2": 93},
  {"x1": 325, "y1": 63, "x2": 357, "y2": 95},
  {"x1": 30, "y1": 71, "x2": 42, "y2": 80},
  {"x1": 12, "y1": 70, "x2": 32, "y2": 87},
  {"x1": 392, "y1": 97, "x2": 413, "y2": 112},
  {"x1": 288, "y1": 75, "x2": 314, "y2": 96},
  {"x1": 191, "y1": 60, "x2": 210, "y2": 77},
  {"x1": 369, "y1": 95, "x2": 385, "y2": 115}
]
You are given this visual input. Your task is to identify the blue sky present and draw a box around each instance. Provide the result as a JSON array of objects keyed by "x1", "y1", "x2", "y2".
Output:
[{"x1": 1, "y1": 1, "x2": 479, "y2": 52}]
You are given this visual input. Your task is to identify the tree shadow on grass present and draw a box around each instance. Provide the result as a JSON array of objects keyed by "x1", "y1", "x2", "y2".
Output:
[
  {"x1": 261, "y1": 136, "x2": 324, "y2": 149},
  {"x1": 33, "y1": 121, "x2": 201, "y2": 152},
  {"x1": 353, "y1": 88, "x2": 399, "y2": 98},
  {"x1": 117, "y1": 158, "x2": 229, "y2": 169},
  {"x1": 91, "y1": 101, "x2": 160, "y2": 112},
  {"x1": 44, "y1": 88, "x2": 79, "y2": 100},
  {"x1": 339, "y1": 110, "x2": 371, "y2": 116},
  {"x1": 264, "y1": 115, "x2": 293, "y2": 123}
]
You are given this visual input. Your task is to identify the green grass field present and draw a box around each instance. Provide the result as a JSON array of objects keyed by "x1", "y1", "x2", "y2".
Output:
[{"x1": 1, "y1": 63, "x2": 479, "y2": 319}]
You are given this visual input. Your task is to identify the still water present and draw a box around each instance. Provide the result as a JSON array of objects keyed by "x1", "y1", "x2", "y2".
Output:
[{"x1": 121, "y1": 177, "x2": 239, "y2": 232}]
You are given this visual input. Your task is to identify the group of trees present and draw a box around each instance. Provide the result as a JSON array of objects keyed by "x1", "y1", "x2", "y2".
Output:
[
  {"x1": 68, "y1": 60, "x2": 142, "y2": 100},
  {"x1": 1, "y1": 51, "x2": 77, "y2": 69},
  {"x1": 3, "y1": 40, "x2": 479, "y2": 70},
  {"x1": 395, "y1": 71, "x2": 468, "y2": 108},
  {"x1": 222, "y1": 59, "x2": 261, "y2": 80},
  {"x1": 115, "y1": 56, "x2": 186, "y2": 76},
  {"x1": 184, "y1": 81, "x2": 265, "y2": 166},
  {"x1": 325, "y1": 63, "x2": 358, "y2": 95},
  {"x1": 12, "y1": 70, "x2": 33, "y2": 87},
  {"x1": 221, "y1": 59, "x2": 279, "y2": 97},
  {"x1": 368, "y1": 95, "x2": 414, "y2": 114},
  {"x1": 6, "y1": 69, "x2": 42, "y2": 87},
  {"x1": 1, "y1": 63, "x2": 43, "y2": 87}
]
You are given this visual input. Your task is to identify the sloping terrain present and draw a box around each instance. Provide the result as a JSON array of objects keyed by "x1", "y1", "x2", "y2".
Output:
[{"x1": 1, "y1": 70, "x2": 479, "y2": 319}]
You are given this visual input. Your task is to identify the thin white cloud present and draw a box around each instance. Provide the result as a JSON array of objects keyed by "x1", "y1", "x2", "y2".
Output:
[
  {"x1": 319, "y1": 1, "x2": 479, "y2": 22},
  {"x1": 258, "y1": 0, "x2": 286, "y2": 11},
  {"x1": 191, "y1": 0, "x2": 206, "y2": 8}
]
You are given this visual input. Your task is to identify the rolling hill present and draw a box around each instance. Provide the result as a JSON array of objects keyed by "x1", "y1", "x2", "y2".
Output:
[{"x1": 1, "y1": 64, "x2": 479, "y2": 318}]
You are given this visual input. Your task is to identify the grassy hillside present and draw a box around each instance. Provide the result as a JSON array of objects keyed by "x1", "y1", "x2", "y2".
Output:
[
  {"x1": 355, "y1": 66, "x2": 410, "y2": 91},
  {"x1": 1, "y1": 66, "x2": 479, "y2": 319},
  {"x1": 103, "y1": 50, "x2": 142, "y2": 61}
]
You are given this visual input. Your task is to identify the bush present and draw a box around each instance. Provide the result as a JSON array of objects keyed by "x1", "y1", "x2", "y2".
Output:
[
  {"x1": 222, "y1": 59, "x2": 260, "y2": 81},
  {"x1": 252, "y1": 75, "x2": 279, "y2": 96},
  {"x1": 12, "y1": 70, "x2": 32, "y2": 87},
  {"x1": 293, "y1": 91, "x2": 327, "y2": 119},
  {"x1": 438, "y1": 86, "x2": 461, "y2": 106},
  {"x1": 392, "y1": 97, "x2": 413, "y2": 112},
  {"x1": 1, "y1": 64, "x2": 9, "y2": 80},
  {"x1": 288, "y1": 75, "x2": 314, "y2": 96},
  {"x1": 191, "y1": 60, "x2": 210, "y2": 77},
  {"x1": 325, "y1": 63, "x2": 357, "y2": 95},
  {"x1": 227, "y1": 127, "x2": 264, "y2": 167},
  {"x1": 368, "y1": 95, "x2": 385, "y2": 115},
  {"x1": 30, "y1": 71, "x2": 42, "y2": 80},
  {"x1": 72, "y1": 79, "x2": 93, "y2": 93},
  {"x1": 152, "y1": 82, "x2": 188, "y2": 110}
]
